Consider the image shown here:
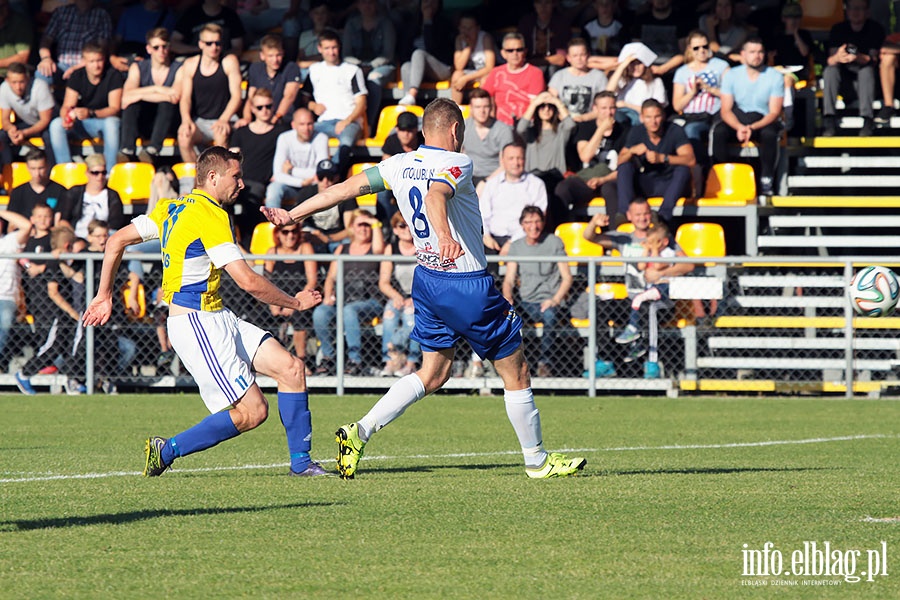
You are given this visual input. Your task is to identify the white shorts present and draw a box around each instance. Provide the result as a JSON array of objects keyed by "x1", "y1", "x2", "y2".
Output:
[{"x1": 168, "y1": 309, "x2": 271, "y2": 413}]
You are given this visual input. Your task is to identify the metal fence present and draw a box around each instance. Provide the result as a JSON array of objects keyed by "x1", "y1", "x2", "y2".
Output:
[{"x1": 2, "y1": 252, "x2": 898, "y2": 397}]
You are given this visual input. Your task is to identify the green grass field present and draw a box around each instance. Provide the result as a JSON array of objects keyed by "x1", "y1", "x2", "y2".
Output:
[{"x1": 2, "y1": 393, "x2": 900, "y2": 599}]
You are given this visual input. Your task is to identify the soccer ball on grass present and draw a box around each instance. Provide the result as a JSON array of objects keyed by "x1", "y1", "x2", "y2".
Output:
[{"x1": 847, "y1": 266, "x2": 900, "y2": 317}]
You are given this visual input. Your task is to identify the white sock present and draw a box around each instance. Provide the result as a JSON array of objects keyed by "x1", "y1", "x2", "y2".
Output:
[
  {"x1": 504, "y1": 388, "x2": 547, "y2": 468},
  {"x1": 358, "y1": 374, "x2": 427, "y2": 441}
]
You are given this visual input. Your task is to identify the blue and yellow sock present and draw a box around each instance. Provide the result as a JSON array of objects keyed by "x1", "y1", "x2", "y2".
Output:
[
  {"x1": 162, "y1": 410, "x2": 240, "y2": 466},
  {"x1": 277, "y1": 391, "x2": 312, "y2": 473}
]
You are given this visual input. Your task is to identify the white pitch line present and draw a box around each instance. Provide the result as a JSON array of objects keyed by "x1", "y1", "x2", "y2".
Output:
[{"x1": 1, "y1": 434, "x2": 896, "y2": 484}]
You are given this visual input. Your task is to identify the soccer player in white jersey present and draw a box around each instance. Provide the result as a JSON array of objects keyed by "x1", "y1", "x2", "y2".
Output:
[
  {"x1": 262, "y1": 98, "x2": 586, "y2": 479},
  {"x1": 84, "y1": 146, "x2": 326, "y2": 478}
]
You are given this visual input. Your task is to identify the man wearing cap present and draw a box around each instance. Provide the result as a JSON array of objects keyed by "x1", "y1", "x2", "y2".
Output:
[
  {"x1": 296, "y1": 159, "x2": 358, "y2": 253},
  {"x1": 265, "y1": 107, "x2": 330, "y2": 209},
  {"x1": 376, "y1": 111, "x2": 424, "y2": 222}
]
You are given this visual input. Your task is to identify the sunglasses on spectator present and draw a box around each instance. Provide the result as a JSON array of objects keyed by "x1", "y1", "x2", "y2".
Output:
[
  {"x1": 89, "y1": 170, "x2": 107, "y2": 176},
  {"x1": 504, "y1": 47, "x2": 526, "y2": 53},
  {"x1": 200, "y1": 40, "x2": 222, "y2": 47},
  {"x1": 150, "y1": 44, "x2": 169, "y2": 50},
  {"x1": 394, "y1": 222, "x2": 408, "y2": 229},
  {"x1": 692, "y1": 44, "x2": 710, "y2": 51},
  {"x1": 279, "y1": 228, "x2": 299, "y2": 235},
  {"x1": 254, "y1": 104, "x2": 274, "y2": 110}
]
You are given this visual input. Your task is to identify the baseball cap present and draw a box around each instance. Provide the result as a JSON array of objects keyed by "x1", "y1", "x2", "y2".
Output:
[
  {"x1": 396, "y1": 111, "x2": 419, "y2": 131},
  {"x1": 316, "y1": 159, "x2": 339, "y2": 179}
]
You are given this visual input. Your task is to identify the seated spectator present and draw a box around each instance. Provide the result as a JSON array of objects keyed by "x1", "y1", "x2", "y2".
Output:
[
  {"x1": 516, "y1": 91, "x2": 575, "y2": 229},
  {"x1": 481, "y1": 32, "x2": 546, "y2": 126},
  {"x1": 582, "y1": 0, "x2": 627, "y2": 62},
  {"x1": 47, "y1": 41, "x2": 122, "y2": 169},
  {"x1": 554, "y1": 90, "x2": 628, "y2": 222},
  {"x1": 583, "y1": 199, "x2": 693, "y2": 378},
  {"x1": 297, "y1": 0, "x2": 331, "y2": 76},
  {"x1": 501, "y1": 206, "x2": 572, "y2": 378},
  {"x1": 397, "y1": 0, "x2": 455, "y2": 107},
  {"x1": 549, "y1": 37, "x2": 609, "y2": 123},
  {"x1": 377, "y1": 211, "x2": 421, "y2": 377},
  {"x1": 36, "y1": 0, "x2": 113, "y2": 87},
  {"x1": 616, "y1": 99, "x2": 694, "y2": 223},
  {"x1": 461, "y1": 89, "x2": 514, "y2": 187},
  {"x1": 377, "y1": 110, "x2": 423, "y2": 223},
  {"x1": 298, "y1": 159, "x2": 358, "y2": 253},
  {"x1": 449, "y1": 11, "x2": 496, "y2": 105},
  {"x1": 0, "y1": 63, "x2": 54, "y2": 167},
  {"x1": 672, "y1": 30, "x2": 730, "y2": 196},
  {"x1": 312, "y1": 209, "x2": 384, "y2": 376},
  {"x1": 607, "y1": 49, "x2": 667, "y2": 126},
  {"x1": 479, "y1": 142, "x2": 548, "y2": 256},
  {"x1": 265, "y1": 106, "x2": 329, "y2": 209},
  {"x1": 237, "y1": 0, "x2": 306, "y2": 52},
  {"x1": 711, "y1": 37, "x2": 783, "y2": 195},
  {"x1": 229, "y1": 89, "x2": 288, "y2": 245},
  {"x1": 177, "y1": 24, "x2": 243, "y2": 162},
  {"x1": 236, "y1": 34, "x2": 301, "y2": 129},
  {"x1": 170, "y1": 0, "x2": 246, "y2": 57},
  {"x1": 698, "y1": 0, "x2": 752, "y2": 63},
  {"x1": 822, "y1": 0, "x2": 882, "y2": 137},
  {"x1": 517, "y1": 0, "x2": 571, "y2": 76},
  {"x1": 14, "y1": 225, "x2": 86, "y2": 396},
  {"x1": 265, "y1": 221, "x2": 318, "y2": 375},
  {"x1": 342, "y1": 0, "x2": 397, "y2": 132},
  {"x1": 57, "y1": 154, "x2": 127, "y2": 239},
  {"x1": 8, "y1": 150, "x2": 67, "y2": 219},
  {"x1": 630, "y1": 0, "x2": 692, "y2": 77},
  {"x1": 768, "y1": 3, "x2": 814, "y2": 82},
  {"x1": 114, "y1": 0, "x2": 177, "y2": 60},
  {"x1": 119, "y1": 28, "x2": 182, "y2": 164},
  {"x1": 0, "y1": 208, "x2": 32, "y2": 363},
  {"x1": 304, "y1": 29, "x2": 367, "y2": 174}
]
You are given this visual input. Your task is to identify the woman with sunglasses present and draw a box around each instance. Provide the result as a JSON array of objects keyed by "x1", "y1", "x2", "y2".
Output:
[
  {"x1": 673, "y1": 30, "x2": 730, "y2": 196},
  {"x1": 377, "y1": 211, "x2": 421, "y2": 377},
  {"x1": 57, "y1": 154, "x2": 126, "y2": 241},
  {"x1": 265, "y1": 222, "x2": 318, "y2": 375}
]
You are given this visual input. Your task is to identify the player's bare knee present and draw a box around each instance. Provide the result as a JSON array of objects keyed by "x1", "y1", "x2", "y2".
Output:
[{"x1": 277, "y1": 355, "x2": 306, "y2": 388}]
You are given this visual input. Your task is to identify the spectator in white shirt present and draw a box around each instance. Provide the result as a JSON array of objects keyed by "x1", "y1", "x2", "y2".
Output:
[{"x1": 264, "y1": 107, "x2": 329, "y2": 208}]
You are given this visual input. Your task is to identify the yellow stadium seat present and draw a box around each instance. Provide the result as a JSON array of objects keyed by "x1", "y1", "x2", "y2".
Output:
[
  {"x1": 646, "y1": 196, "x2": 687, "y2": 208},
  {"x1": 122, "y1": 282, "x2": 146, "y2": 320},
  {"x1": 698, "y1": 163, "x2": 756, "y2": 206},
  {"x1": 800, "y1": 0, "x2": 844, "y2": 31},
  {"x1": 675, "y1": 222, "x2": 726, "y2": 260},
  {"x1": 108, "y1": 162, "x2": 155, "y2": 205},
  {"x1": 554, "y1": 222, "x2": 605, "y2": 265},
  {"x1": 172, "y1": 162, "x2": 196, "y2": 181},
  {"x1": 349, "y1": 162, "x2": 378, "y2": 207},
  {"x1": 592, "y1": 282, "x2": 628, "y2": 300},
  {"x1": 249, "y1": 222, "x2": 275, "y2": 265},
  {"x1": 2, "y1": 162, "x2": 30, "y2": 194},
  {"x1": 366, "y1": 105, "x2": 424, "y2": 147},
  {"x1": 459, "y1": 104, "x2": 470, "y2": 119},
  {"x1": 50, "y1": 162, "x2": 88, "y2": 189}
]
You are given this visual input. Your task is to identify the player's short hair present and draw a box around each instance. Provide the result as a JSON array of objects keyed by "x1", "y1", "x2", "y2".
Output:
[
  {"x1": 25, "y1": 149, "x2": 47, "y2": 163},
  {"x1": 423, "y1": 98, "x2": 463, "y2": 138},
  {"x1": 468, "y1": 88, "x2": 492, "y2": 104},
  {"x1": 519, "y1": 205, "x2": 545, "y2": 223},
  {"x1": 82, "y1": 40, "x2": 106, "y2": 57},
  {"x1": 259, "y1": 34, "x2": 283, "y2": 52},
  {"x1": 196, "y1": 146, "x2": 243, "y2": 186},
  {"x1": 146, "y1": 27, "x2": 169, "y2": 43},
  {"x1": 200, "y1": 23, "x2": 224, "y2": 39},
  {"x1": 317, "y1": 28, "x2": 341, "y2": 47},
  {"x1": 6, "y1": 62, "x2": 27, "y2": 77}
]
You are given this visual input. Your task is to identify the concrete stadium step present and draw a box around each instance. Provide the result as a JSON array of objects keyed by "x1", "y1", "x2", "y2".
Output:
[
  {"x1": 787, "y1": 175, "x2": 900, "y2": 188},
  {"x1": 707, "y1": 336, "x2": 900, "y2": 351},
  {"x1": 737, "y1": 275, "x2": 844, "y2": 288},
  {"x1": 767, "y1": 195, "x2": 900, "y2": 207},
  {"x1": 798, "y1": 156, "x2": 900, "y2": 169}
]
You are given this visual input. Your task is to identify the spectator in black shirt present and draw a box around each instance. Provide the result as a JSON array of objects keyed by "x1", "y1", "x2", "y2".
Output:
[{"x1": 8, "y1": 150, "x2": 67, "y2": 220}]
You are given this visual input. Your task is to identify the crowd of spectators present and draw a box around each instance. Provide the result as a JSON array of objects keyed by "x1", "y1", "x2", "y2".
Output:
[{"x1": 2, "y1": 0, "x2": 899, "y2": 386}]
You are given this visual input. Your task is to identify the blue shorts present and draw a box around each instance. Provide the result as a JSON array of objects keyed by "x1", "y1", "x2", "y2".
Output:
[{"x1": 410, "y1": 266, "x2": 522, "y2": 361}]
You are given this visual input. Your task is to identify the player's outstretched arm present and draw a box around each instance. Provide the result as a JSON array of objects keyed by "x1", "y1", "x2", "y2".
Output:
[
  {"x1": 83, "y1": 224, "x2": 144, "y2": 327},
  {"x1": 225, "y1": 258, "x2": 322, "y2": 311},
  {"x1": 260, "y1": 170, "x2": 381, "y2": 226}
]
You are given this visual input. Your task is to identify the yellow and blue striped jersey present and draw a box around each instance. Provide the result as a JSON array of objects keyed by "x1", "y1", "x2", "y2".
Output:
[{"x1": 135, "y1": 189, "x2": 243, "y2": 311}]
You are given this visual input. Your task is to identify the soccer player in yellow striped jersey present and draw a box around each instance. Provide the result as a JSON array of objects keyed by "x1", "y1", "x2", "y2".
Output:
[
  {"x1": 262, "y1": 99, "x2": 586, "y2": 480},
  {"x1": 84, "y1": 147, "x2": 328, "y2": 477}
]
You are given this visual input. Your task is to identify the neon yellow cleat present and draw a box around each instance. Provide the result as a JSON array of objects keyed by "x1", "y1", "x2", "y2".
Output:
[
  {"x1": 143, "y1": 436, "x2": 170, "y2": 477},
  {"x1": 335, "y1": 423, "x2": 366, "y2": 479},
  {"x1": 525, "y1": 452, "x2": 587, "y2": 479}
]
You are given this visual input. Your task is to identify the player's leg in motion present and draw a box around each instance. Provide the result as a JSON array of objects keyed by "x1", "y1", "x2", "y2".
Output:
[
  {"x1": 253, "y1": 337, "x2": 327, "y2": 476},
  {"x1": 492, "y1": 345, "x2": 587, "y2": 478},
  {"x1": 335, "y1": 348, "x2": 453, "y2": 479}
]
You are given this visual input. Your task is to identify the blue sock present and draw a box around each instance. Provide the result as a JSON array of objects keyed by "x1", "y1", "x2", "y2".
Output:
[
  {"x1": 278, "y1": 391, "x2": 312, "y2": 472},
  {"x1": 628, "y1": 309, "x2": 641, "y2": 329},
  {"x1": 163, "y1": 411, "x2": 241, "y2": 465}
]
